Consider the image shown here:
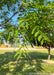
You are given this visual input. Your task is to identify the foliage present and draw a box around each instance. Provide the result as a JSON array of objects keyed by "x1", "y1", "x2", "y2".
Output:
[
  {"x1": 0, "y1": 0, "x2": 54, "y2": 59},
  {"x1": 18, "y1": 0, "x2": 54, "y2": 48}
]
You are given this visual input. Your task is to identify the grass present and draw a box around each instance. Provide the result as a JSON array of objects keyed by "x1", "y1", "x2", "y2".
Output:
[{"x1": 0, "y1": 50, "x2": 54, "y2": 75}]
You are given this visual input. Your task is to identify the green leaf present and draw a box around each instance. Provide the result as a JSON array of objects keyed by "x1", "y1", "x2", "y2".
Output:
[
  {"x1": 38, "y1": 35, "x2": 42, "y2": 41},
  {"x1": 34, "y1": 31, "x2": 39, "y2": 37},
  {"x1": 17, "y1": 52, "x2": 22, "y2": 60},
  {"x1": 23, "y1": 52, "x2": 26, "y2": 57},
  {"x1": 7, "y1": 33, "x2": 11, "y2": 41},
  {"x1": 32, "y1": 27, "x2": 36, "y2": 34},
  {"x1": 41, "y1": 39, "x2": 44, "y2": 45},
  {"x1": 44, "y1": 36, "x2": 49, "y2": 41},
  {"x1": 15, "y1": 30, "x2": 18, "y2": 36},
  {"x1": 14, "y1": 47, "x2": 22, "y2": 58},
  {"x1": 24, "y1": 50, "x2": 29, "y2": 57}
]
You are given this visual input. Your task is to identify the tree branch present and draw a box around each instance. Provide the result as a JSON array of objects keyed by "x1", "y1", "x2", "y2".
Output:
[
  {"x1": 0, "y1": 5, "x2": 23, "y2": 26},
  {"x1": 0, "y1": 0, "x2": 4, "y2": 3}
]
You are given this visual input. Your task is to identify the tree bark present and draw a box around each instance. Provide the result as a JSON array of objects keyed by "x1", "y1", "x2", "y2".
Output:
[{"x1": 48, "y1": 47, "x2": 50, "y2": 60}]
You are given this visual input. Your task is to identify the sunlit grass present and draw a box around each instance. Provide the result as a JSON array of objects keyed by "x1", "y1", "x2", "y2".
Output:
[{"x1": 0, "y1": 50, "x2": 54, "y2": 75}]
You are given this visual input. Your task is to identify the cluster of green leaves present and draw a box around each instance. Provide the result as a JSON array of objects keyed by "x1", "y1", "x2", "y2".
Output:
[
  {"x1": 0, "y1": 24, "x2": 18, "y2": 44},
  {"x1": 0, "y1": 0, "x2": 54, "y2": 59},
  {"x1": 18, "y1": 0, "x2": 54, "y2": 47},
  {"x1": 14, "y1": 47, "x2": 29, "y2": 60}
]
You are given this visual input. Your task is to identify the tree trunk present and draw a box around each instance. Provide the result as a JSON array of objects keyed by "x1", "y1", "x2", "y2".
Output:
[{"x1": 48, "y1": 47, "x2": 50, "y2": 60}]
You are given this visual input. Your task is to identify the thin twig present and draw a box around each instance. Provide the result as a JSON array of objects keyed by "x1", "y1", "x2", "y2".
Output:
[{"x1": 0, "y1": 5, "x2": 23, "y2": 26}]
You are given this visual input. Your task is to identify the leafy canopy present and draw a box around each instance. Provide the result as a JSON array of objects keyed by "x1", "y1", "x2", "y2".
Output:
[
  {"x1": 0, "y1": 0, "x2": 54, "y2": 59},
  {"x1": 18, "y1": 0, "x2": 54, "y2": 47}
]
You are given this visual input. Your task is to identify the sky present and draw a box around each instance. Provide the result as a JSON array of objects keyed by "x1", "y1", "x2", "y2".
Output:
[{"x1": 0, "y1": 3, "x2": 18, "y2": 32}]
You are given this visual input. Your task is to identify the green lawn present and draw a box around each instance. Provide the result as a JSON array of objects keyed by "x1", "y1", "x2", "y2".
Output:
[{"x1": 0, "y1": 50, "x2": 54, "y2": 75}]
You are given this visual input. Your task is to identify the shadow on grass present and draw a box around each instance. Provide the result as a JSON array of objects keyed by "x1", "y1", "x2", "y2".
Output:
[
  {"x1": 0, "y1": 51, "x2": 54, "y2": 75},
  {"x1": 28, "y1": 51, "x2": 54, "y2": 60}
]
